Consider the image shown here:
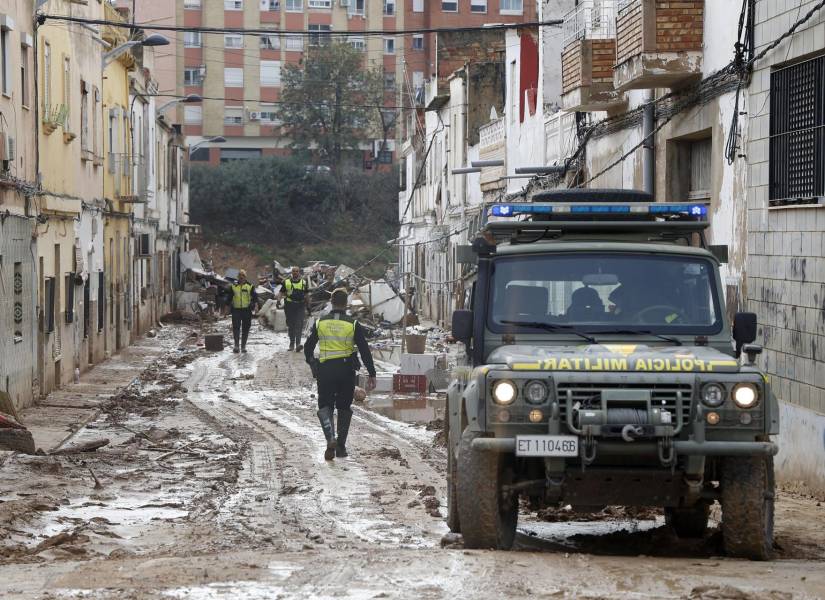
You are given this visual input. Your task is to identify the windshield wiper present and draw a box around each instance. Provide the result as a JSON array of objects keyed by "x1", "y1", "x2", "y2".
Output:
[
  {"x1": 598, "y1": 329, "x2": 683, "y2": 346},
  {"x1": 499, "y1": 320, "x2": 598, "y2": 344}
]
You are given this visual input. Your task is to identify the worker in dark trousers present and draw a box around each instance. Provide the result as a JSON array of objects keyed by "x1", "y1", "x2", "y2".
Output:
[
  {"x1": 228, "y1": 270, "x2": 258, "y2": 353},
  {"x1": 304, "y1": 289, "x2": 377, "y2": 460},
  {"x1": 280, "y1": 266, "x2": 310, "y2": 352}
]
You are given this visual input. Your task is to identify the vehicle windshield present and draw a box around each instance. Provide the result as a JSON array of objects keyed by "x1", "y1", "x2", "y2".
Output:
[{"x1": 488, "y1": 253, "x2": 723, "y2": 335}]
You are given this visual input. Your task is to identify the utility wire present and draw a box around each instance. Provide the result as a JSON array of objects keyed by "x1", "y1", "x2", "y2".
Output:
[{"x1": 38, "y1": 14, "x2": 562, "y2": 37}]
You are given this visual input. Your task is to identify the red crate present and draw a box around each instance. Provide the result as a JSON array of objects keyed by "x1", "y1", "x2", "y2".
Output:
[{"x1": 393, "y1": 374, "x2": 428, "y2": 394}]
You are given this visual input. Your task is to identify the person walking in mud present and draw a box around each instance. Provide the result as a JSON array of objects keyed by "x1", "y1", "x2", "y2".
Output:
[
  {"x1": 280, "y1": 266, "x2": 310, "y2": 352},
  {"x1": 304, "y1": 288, "x2": 377, "y2": 460},
  {"x1": 227, "y1": 269, "x2": 258, "y2": 353}
]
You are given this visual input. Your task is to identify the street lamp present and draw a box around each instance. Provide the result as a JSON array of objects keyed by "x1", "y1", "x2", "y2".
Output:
[
  {"x1": 189, "y1": 136, "x2": 226, "y2": 159},
  {"x1": 102, "y1": 34, "x2": 170, "y2": 69},
  {"x1": 157, "y1": 94, "x2": 203, "y2": 116}
]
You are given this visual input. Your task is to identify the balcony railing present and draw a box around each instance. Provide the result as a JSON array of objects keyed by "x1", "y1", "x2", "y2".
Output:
[
  {"x1": 479, "y1": 118, "x2": 505, "y2": 152},
  {"x1": 545, "y1": 111, "x2": 578, "y2": 167},
  {"x1": 562, "y1": 0, "x2": 617, "y2": 48}
]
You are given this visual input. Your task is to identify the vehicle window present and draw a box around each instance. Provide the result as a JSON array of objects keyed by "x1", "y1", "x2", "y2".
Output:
[{"x1": 488, "y1": 253, "x2": 722, "y2": 334}]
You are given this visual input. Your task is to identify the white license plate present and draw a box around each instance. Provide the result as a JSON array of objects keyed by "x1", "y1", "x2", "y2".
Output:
[{"x1": 515, "y1": 435, "x2": 579, "y2": 457}]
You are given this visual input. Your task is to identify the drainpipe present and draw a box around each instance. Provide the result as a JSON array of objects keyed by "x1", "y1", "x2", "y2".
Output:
[{"x1": 642, "y1": 89, "x2": 655, "y2": 196}]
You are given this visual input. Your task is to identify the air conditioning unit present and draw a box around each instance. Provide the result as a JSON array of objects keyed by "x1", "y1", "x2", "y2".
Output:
[{"x1": 248, "y1": 111, "x2": 261, "y2": 121}]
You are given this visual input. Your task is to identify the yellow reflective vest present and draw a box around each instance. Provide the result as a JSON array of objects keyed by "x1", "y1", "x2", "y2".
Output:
[
  {"x1": 284, "y1": 278, "x2": 306, "y2": 303},
  {"x1": 231, "y1": 282, "x2": 254, "y2": 309},
  {"x1": 316, "y1": 314, "x2": 356, "y2": 363}
]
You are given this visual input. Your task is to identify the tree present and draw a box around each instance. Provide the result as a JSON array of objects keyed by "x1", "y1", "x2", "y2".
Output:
[{"x1": 277, "y1": 42, "x2": 385, "y2": 212}]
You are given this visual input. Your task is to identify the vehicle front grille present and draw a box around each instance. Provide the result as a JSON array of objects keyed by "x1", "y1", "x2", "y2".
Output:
[{"x1": 556, "y1": 382, "x2": 694, "y2": 426}]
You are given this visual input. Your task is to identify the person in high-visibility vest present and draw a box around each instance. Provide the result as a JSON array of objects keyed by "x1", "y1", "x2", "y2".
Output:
[
  {"x1": 304, "y1": 288, "x2": 377, "y2": 460},
  {"x1": 228, "y1": 269, "x2": 258, "y2": 353},
  {"x1": 279, "y1": 266, "x2": 310, "y2": 352}
]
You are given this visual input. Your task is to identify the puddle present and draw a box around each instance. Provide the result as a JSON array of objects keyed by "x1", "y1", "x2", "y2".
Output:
[{"x1": 364, "y1": 395, "x2": 445, "y2": 424}]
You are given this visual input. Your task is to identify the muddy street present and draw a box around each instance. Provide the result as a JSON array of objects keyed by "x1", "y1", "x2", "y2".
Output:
[{"x1": 1, "y1": 322, "x2": 824, "y2": 599}]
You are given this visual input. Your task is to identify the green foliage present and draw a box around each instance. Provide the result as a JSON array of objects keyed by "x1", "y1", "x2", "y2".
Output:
[{"x1": 190, "y1": 156, "x2": 399, "y2": 270}]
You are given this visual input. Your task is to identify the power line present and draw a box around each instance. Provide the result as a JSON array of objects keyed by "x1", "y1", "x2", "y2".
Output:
[
  {"x1": 155, "y1": 92, "x2": 416, "y2": 111},
  {"x1": 38, "y1": 13, "x2": 562, "y2": 37}
]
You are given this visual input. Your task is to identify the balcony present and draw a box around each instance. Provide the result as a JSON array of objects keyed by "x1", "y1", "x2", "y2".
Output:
[
  {"x1": 561, "y1": 0, "x2": 625, "y2": 112},
  {"x1": 478, "y1": 118, "x2": 505, "y2": 191},
  {"x1": 545, "y1": 111, "x2": 577, "y2": 168},
  {"x1": 614, "y1": 0, "x2": 704, "y2": 91}
]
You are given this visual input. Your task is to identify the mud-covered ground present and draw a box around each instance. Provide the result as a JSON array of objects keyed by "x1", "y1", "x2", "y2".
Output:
[{"x1": 1, "y1": 322, "x2": 824, "y2": 599}]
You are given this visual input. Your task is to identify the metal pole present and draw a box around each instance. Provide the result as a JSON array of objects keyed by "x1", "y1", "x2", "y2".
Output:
[
  {"x1": 642, "y1": 89, "x2": 655, "y2": 195},
  {"x1": 401, "y1": 272, "x2": 410, "y2": 354}
]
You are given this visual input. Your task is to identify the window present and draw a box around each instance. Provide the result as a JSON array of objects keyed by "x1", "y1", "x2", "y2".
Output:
[
  {"x1": 309, "y1": 24, "x2": 331, "y2": 46},
  {"x1": 260, "y1": 102, "x2": 279, "y2": 123},
  {"x1": 411, "y1": 35, "x2": 423, "y2": 50},
  {"x1": 471, "y1": 0, "x2": 486, "y2": 12},
  {"x1": 441, "y1": 1, "x2": 457, "y2": 11},
  {"x1": 62, "y1": 56, "x2": 71, "y2": 123},
  {"x1": 769, "y1": 54, "x2": 825, "y2": 205},
  {"x1": 184, "y1": 0, "x2": 201, "y2": 7},
  {"x1": 308, "y1": 0, "x2": 331, "y2": 7},
  {"x1": 224, "y1": 67, "x2": 243, "y2": 87},
  {"x1": 220, "y1": 148, "x2": 262, "y2": 162},
  {"x1": 260, "y1": 0, "x2": 280, "y2": 10},
  {"x1": 184, "y1": 31, "x2": 202, "y2": 47},
  {"x1": 383, "y1": 37, "x2": 395, "y2": 54},
  {"x1": 80, "y1": 81, "x2": 89, "y2": 152},
  {"x1": 383, "y1": 71, "x2": 395, "y2": 90},
  {"x1": 350, "y1": 0, "x2": 365, "y2": 15},
  {"x1": 224, "y1": 0, "x2": 243, "y2": 9},
  {"x1": 260, "y1": 60, "x2": 281, "y2": 86},
  {"x1": 184, "y1": 66, "x2": 205, "y2": 86},
  {"x1": 348, "y1": 36, "x2": 365, "y2": 51},
  {"x1": 500, "y1": 0, "x2": 522, "y2": 13},
  {"x1": 43, "y1": 41, "x2": 50, "y2": 111},
  {"x1": 285, "y1": 0, "x2": 302, "y2": 11},
  {"x1": 383, "y1": 0, "x2": 395, "y2": 15},
  {"x1": 260, "y1": 33, "x2": 280, "y2": 50},
  {"x1": 224, "y1": 34, "x2": 243, "y2": 48},
  {"x1": 184, "y1": 105, "x2": 202, "y2": 124},
  {"x1": 0, "y1": 22, "x2": 9, "y2": 96},
  {"x1": 92, "y1": 87, "x2": 100, "y2": 156},
  {"x1": 20, "y1": 43, "x2": 29, "y2": 107},
  {"x1": 285, "y1": 34, "x2": 303, "y2": 51},
  {"x1": 224, "y1": 106, "x2": 244, "y2": 125},
  {"x1": 413, "y1": 0, "x2": 423, "y2": 11}
]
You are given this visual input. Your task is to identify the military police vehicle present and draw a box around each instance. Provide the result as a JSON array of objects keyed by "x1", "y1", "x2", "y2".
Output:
[{"x1": 446, "y1": 189, "x2": 778, "y2": 560}]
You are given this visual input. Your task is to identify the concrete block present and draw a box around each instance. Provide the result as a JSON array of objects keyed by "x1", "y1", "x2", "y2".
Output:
[{"x1": 400, "y1": 353, "x2": 440, "y2": 375}]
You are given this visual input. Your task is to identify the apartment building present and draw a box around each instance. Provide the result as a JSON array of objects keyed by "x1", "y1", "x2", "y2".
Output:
[{"x1": 149, "y1": 0, "x2": 535, "y2": 164}]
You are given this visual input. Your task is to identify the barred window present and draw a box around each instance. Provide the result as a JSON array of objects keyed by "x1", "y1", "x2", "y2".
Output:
[{"x1": 769, "y1": 54, "x2": 825, "y2": 205}]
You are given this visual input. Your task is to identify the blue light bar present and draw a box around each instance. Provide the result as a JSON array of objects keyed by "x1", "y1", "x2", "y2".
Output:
[
  {"x1": 649, "y1": 204, "x2": 707, "y2": 216},
  {"x1": 491, "y1": 204, "x2": 552, "y2": 216},
  {"x1": 570, "y1": 204, "x2": 631, "y2": 213}
]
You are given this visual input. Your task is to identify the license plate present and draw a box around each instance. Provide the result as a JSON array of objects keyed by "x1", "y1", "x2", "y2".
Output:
[{"x1": 515, "y1": 435, "x2": 579, "y2": 457}]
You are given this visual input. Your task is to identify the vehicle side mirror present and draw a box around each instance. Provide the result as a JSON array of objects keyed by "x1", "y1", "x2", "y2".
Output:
[
  {"x1": 709, "y1": 245, "x2": 729, "y2": 264},
  {"x1": 452, "y1": 309, "x2": 473, "y2": 343},
  {"x1": 733, "y1": 312, "x2": 757, "y2": 357}
]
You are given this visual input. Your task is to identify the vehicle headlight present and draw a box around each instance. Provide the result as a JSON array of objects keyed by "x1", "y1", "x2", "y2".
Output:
[
  {"x1": 701, "y1": 383, "x2": 726, "y2": 407},
  {"x1": 733, "y1": 383, "x2": 759, "y2": 408},
  {"x1": 492, "y1": 380, "x2": 517, "y2": 405},
  {"x1": 524, "y1": 380, "x2": 548, "y2": 405}
]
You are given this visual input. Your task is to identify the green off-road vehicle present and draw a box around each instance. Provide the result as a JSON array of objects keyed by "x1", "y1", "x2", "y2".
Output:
[{"x1": 447, "y1": 189, "x2": 778, "y2": 560}]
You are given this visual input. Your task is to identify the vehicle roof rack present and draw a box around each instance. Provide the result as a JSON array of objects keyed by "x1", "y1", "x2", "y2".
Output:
[{"x1": 531, "y1": 188, "x2": 654, "y2": 203}]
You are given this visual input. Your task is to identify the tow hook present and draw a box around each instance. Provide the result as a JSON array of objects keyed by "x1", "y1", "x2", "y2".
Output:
[{"x1": 621, "y1": 424, "x2": 644, "y2": 442}]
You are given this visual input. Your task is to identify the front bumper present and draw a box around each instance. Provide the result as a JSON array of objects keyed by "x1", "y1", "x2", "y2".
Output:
[{"x1": 471, "y1": 437, "x2": 778, "y2": 457}]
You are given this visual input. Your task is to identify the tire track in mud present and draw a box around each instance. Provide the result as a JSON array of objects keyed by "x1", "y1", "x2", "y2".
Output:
[{"x1": 186, "y1": 330, "x2": 445, "y2": 549}]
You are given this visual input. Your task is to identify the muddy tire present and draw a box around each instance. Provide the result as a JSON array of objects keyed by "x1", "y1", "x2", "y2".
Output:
[
  {"x1": 456, "y1": 429, "x2": 517, "y2": 550},
  {"x1": 445, "y1": 419, "x2": 460, "y2": 533},
  {"x1": 665, "y1": 501, "x2": 710, "y2": 539},
  {"x1": 0, "y1": 428, "x2": 36, "y2": 454},
  {"x1": 720, "y1": 456, "x2": 775, "y2": 560}
]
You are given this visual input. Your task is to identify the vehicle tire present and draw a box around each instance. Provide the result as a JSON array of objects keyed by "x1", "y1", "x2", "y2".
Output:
[
  {"x1": 445, "y1": 418, "x2": 461, "y2": 533},
  {"x1": 0, "y1": 428, "x2": 36, "y2": 454},
  {"x1": 665, "y1": 501, "x2": 710, "y2": 538},
  {"x1": 720, "y1": 456, "x2": 774, "y2": 560},
  {"x1": 456, "y1": 429, "x2": 517, "y2": 550}
]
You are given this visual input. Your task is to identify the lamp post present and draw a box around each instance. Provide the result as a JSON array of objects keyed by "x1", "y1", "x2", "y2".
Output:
[
  {"x1": 157, "y1": 94, "x2": 203, "y2": 117},
  {"x1": 102, "y1": 34, "x2": 170, "y2": 69}
]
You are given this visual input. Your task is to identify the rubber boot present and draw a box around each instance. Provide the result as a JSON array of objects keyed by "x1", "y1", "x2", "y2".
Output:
[
  {"x1": 317, "y1": 407, "x2": 336, "y2": 461},
  {"x1": 233, "y1": 344, "x2": 240, "y2": 354},
  {"x1": 241, "y1": 329, "x2": 249, "y2": 353},
  {"x1": 336, "y1": 407, "x2": 353, "y2": 458}
]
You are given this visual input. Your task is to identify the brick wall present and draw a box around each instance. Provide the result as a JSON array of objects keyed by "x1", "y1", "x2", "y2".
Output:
[
  {"x1": 616, "y1": 0, "x2": 643, "y2": 66},
  {"x1": 654, "y1": 0, "x2": 704, "y2": 52},
  {"x1": 591, "y1": 39, "x2": 617, "y2": 83},
  {"x1": 561, "y1": 40, "x2": 583, "y2": 94},
  {"x1": 437, "y1": 30, "x2": 506, "y2": 93},
  {"x1": 617, "y1": 0, "x2": 703, "y2": 65},
  {"x1": 746, "y1": 0, "x2": 825, "y2": 415}
]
